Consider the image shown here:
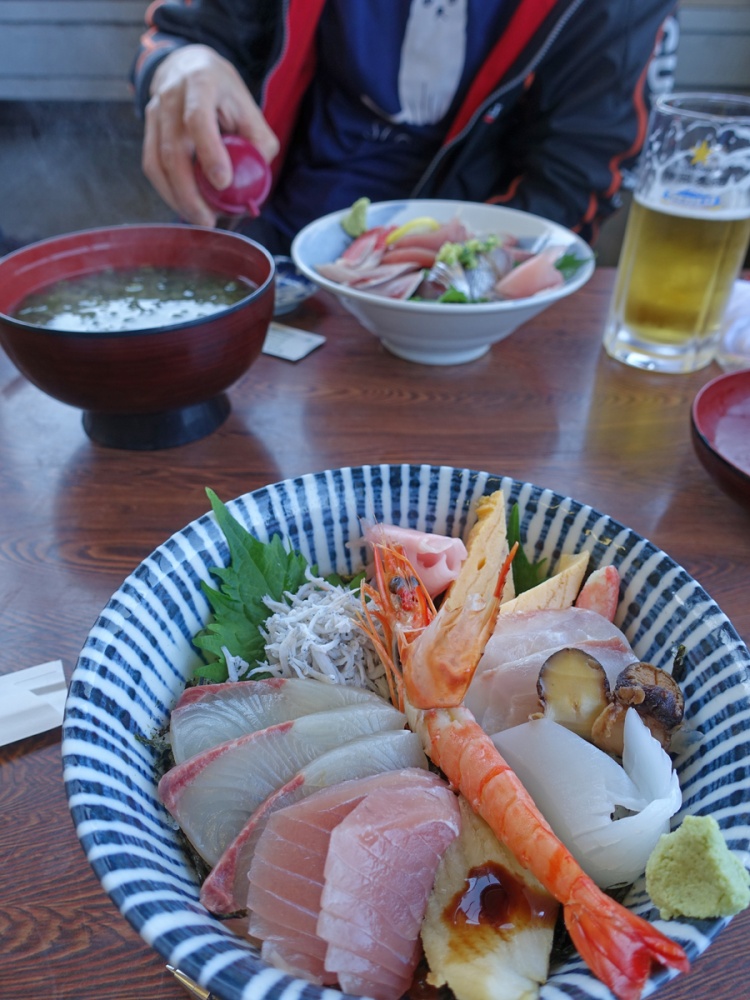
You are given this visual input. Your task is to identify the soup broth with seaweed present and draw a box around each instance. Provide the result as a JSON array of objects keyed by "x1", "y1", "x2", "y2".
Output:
[{"x1": 13, "y1": 266, "x2": 255, "y2": 333}]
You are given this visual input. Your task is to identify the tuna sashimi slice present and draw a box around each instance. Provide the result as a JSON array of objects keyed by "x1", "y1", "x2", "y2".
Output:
[
  {"x1": 494, "y1": 245, "x2": 566, "y2": 299},
  {"x1": 200, "y1": 728, "x2": 427, "y2": 915},
  {"x1": 246, "y1": 769, "x2": 449, "y2": 988},
  {"x1": 319, "y1": 783, "x2": 461, "y2": 1000},
  {"x1": 464, "y1": 607, "x2": 638, "y2": 734},
  {"x1": 158, "y1": 702, "x2": 406, "y2": 865},
  {"x1": 170, "y1": 676, "x2": 386, "y2": 763}
]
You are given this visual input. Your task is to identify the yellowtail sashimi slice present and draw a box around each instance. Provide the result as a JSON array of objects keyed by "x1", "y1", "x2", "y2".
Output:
[
  {"x1": 201, "y1": 728, "x2": 428, "y2": 915},
  {"x1": 246, "y1": 769, "x2": 453, "y2": 989},
  {"x1": 465, "y1": 607, "x2": 638, "y2": 734},
  {"x1": 318, "y1": 782, "x2": 461, "y2": 999},
  {"x1": 158, "y1": 702, "x2": 406, "y2": 865},
  {"x1": 170, "y1": 677, "x2": 388, "y2": 763}
]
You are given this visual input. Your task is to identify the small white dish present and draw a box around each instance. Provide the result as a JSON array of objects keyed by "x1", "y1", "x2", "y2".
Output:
[
  {"x1": 273, "y1": 256, "x2": 317, "y2": 316},
  {"x1": 291, "y1": 200, "x2": 594, "y2": 365}
]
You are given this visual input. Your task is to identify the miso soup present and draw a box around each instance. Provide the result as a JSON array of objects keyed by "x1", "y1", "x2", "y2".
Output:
[{"x1": 13, "y1": 265, "x2": 255, "y2": 332}]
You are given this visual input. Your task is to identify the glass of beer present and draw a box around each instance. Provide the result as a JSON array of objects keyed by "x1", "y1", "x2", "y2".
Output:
[{"x1": 603, "y1": 93, "x2": 750, "y2": 374}]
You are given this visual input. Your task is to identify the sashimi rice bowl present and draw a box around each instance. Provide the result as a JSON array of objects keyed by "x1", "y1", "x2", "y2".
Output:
[
  {"x1": 61, "y1": 465, "x2": 750, "y2": 1000},
  {"x1": 291, "y1": 200, "x2": 595, "y2": 364}
]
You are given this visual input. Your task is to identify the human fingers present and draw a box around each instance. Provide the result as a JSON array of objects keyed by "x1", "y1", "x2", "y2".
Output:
[
  {"x1": 143, "y1": 93, "x2": 218, "y2": 227},
  {"x1": 142, "y1": 46, "x2": 232, "y2": 224}
]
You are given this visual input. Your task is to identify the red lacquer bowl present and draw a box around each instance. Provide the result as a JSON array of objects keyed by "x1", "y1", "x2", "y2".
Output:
[
  {"x1": 0, "y1": 224, "x2": 275, "y2": 449},
  {"x1": 691, "y1": 368, "x2": 750, "y2": 508}
]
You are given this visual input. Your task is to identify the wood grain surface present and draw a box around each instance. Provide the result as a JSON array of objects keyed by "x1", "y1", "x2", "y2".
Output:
[{"x1": 1, "y1": 268, "x2": 748, "y2": 1000}]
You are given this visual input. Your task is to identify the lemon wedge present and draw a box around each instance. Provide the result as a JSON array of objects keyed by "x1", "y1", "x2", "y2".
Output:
[{"x1": 385, "y1": 217, "x2": 441, "y2": 245}]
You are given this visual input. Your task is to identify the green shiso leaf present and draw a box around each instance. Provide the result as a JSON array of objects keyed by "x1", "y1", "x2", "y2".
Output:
[
  {"x1": 506, "y1": 502, "x2": 547, "y2": 595},
  {"x1": 555, "y1": 251, "x2": 594, "y2": 281},
  {"x1": 192, "y1": 488, "x2": 312, "y2": 682}
]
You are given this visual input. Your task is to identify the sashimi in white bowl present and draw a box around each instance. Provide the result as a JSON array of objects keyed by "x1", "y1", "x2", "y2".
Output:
[
  {"x1": 291, "y1": 200, "x2": 594, "y2": 365},
  {"x1": 62, "y1": 465, "x2": 750, "y2": 1000}
]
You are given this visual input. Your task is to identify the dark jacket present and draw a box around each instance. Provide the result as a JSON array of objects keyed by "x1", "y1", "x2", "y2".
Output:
[{"x1": 132, "y1": 0, "x2": 679, "y2": 243}]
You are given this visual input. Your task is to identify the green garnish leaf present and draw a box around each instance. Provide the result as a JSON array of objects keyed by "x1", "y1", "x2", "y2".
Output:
[
  {"x1": 555, "y1": 252, "x2": 594, "y2": 281},
  {"x1": 341, "y1": 197, "x2": 371, "y2": 238},
  {"x1": 507, "y1": 502, "x2": 547, "y2": 594},
  {"x1": 438, "y1": 286, "x2": 472, "y2": 303},
  {"x1": 192, "y1": 488, "x2": 312, "y2": 681}
]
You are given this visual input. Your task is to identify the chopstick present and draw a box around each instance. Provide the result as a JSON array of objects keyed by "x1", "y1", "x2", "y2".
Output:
[{"x1": 166, "y1": 965, "x2": 219, "y2": 1000}]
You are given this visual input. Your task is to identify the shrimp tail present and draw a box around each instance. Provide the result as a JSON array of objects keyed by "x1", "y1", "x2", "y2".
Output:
[{"x1": 564, "y1": 881, "x2": 690, "y2": 1000}]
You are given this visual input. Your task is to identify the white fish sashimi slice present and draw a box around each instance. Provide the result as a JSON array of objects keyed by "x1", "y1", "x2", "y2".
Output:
[
  {"x1": 319, "y1": 783, "x2": 461, "y2": 1000},
  {"x1": 465, "y1": 607, "x2": 638, "y2": 733},
  {"x1": 200, "y1": 728, "x2": 428, "y2": 915},
  {"x1": 158, "y1": 702, "x2": 406, "y2": 865},
  {"x1": 246, "y1": 770, "x2": 448, "y2": 988},
  {"x1": 170, "y1": 676, "x2": 387, "y2": 763}
]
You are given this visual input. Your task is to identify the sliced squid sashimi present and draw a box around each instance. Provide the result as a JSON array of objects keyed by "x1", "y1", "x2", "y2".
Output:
[
  {"x1": 200, "y1": 728, "x2": 428, "y2": 915},
  {"x1": 492, "y1": 712, "x2": 681, "y2": 887},
  {"x1": 319, "y1": 782, "x2": 461, "y2": 999},
  {"x1": 158, "y1": 702, "x2": 406, "y2": 865},
  {"x1": 361, "y1": 521, "x2": 467, "y2": 598},
  {"x1": 494, "y1": 245, "x2": 567, "y2": 299},
  {"x1": 170, "y1": 676, "x2": 386, "y2": 763},
  {"x1": 247, "y1": 769, "x2": 445, "y2": 986},
  {"x1": 464, "y1": 607, "x2": 638, "y2": 734}
]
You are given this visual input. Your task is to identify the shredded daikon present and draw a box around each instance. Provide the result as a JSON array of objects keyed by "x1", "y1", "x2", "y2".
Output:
[{"x1": 232, "y1": 572, "x2": 389, "y2": 699}]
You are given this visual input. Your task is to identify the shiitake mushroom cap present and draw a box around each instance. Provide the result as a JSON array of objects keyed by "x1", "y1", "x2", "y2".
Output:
[{"x1": 591, "y1": 662, "x2": 684, "y2": 756}]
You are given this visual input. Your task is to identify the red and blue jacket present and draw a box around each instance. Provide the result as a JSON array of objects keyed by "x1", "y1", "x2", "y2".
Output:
[{"x1": 133, "y1": 0, "x2": 679, "y2": 244}]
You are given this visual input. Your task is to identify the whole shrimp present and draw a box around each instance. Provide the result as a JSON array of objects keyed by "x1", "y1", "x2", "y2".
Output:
[{"x1": 359, "y1": 541, "x2": 689, "y2": 1000}]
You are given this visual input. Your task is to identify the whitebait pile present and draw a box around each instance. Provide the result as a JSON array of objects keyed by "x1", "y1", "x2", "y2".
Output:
[{"x1": 223, "y1": 573, "x2": 388, "y2": 698}]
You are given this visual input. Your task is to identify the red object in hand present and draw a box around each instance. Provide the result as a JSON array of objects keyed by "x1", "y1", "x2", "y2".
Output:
[{"x1": 194, "y1": 135, "x2": 271, "y2": 217}]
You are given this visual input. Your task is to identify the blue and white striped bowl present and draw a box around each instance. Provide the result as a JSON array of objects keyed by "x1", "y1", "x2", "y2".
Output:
[{"x1": 62, "y1": 464, "x2": 750, "y2": 1000}]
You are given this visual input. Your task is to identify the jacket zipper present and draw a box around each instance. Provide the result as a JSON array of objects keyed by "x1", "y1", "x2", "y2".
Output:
[{"x1": 412, "y1": 0, "x2": 586, "y2": 195}]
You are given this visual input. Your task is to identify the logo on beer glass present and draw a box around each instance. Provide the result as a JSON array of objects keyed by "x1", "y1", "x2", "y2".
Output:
[{"x1": 640, "y1": 102, "x2": 750, "y2": 214}]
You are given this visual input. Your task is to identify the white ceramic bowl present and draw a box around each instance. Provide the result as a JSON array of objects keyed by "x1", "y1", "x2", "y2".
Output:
[
  {"x1": 62, "y1": 464, "x2": 750, "y2": 1000},
  {"x1": 291, "y1": 200, "x2": 595, "y2": 365}
]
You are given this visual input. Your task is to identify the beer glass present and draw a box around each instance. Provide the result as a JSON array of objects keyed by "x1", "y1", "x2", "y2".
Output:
[{"x1": 603, "y1": 93, "x2": 750, "y2": 374}]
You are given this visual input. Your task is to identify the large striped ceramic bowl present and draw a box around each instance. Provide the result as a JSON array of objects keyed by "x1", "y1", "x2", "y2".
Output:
[{"x1": 62, "y1": 464, "x2": 750, "y2": 1000}]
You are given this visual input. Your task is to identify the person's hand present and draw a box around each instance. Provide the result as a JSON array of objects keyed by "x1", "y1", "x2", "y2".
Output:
[{"x1": 143, "y1": 44, "x2": 279, "y2": 226}]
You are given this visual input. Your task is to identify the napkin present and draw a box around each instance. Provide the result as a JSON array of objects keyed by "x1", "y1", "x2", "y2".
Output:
[
  {"x1": 0, "y1": 660, "x2": 67, "y2": 747},
  {"x1": 717, "y1": 280, "x2": 750, "y2": 372}
]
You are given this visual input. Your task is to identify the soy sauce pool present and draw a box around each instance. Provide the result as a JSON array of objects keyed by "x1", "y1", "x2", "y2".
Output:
[{"x1": 13, "y1": 265, "x2": 255, "y2": 332}]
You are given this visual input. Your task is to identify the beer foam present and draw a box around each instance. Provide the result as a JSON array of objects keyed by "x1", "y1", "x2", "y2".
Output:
[{"x1": 636, "y1": 190, "x2": 750, "y2": 221}]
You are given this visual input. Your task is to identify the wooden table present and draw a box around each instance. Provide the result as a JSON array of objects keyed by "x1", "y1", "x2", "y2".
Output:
[{"x1": 2, "y1": 268, "x2": 748, "y2": 1000}]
